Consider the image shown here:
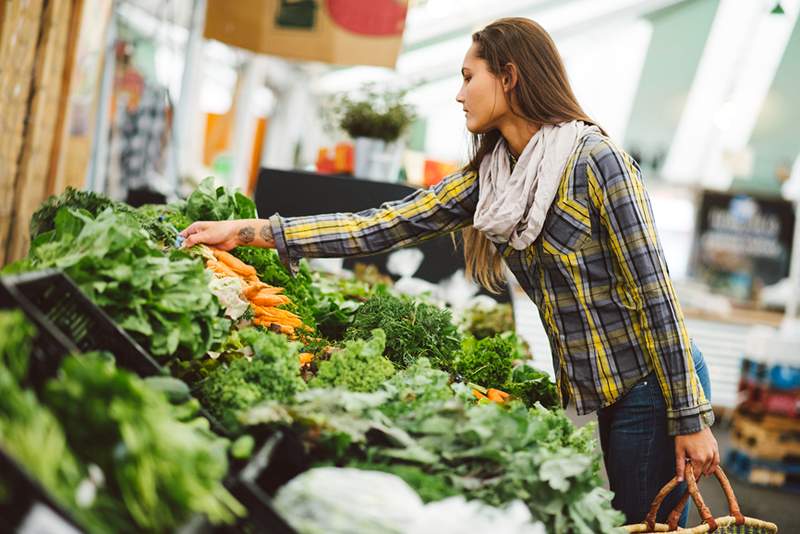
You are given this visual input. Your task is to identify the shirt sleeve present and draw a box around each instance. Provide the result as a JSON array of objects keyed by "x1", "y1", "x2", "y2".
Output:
[
  {"x1": 269, "y1": 169, "x2": 479, "y2": 275},
  {"x1": 587, "y1": 140, "x2": 714, "y2": 435}
]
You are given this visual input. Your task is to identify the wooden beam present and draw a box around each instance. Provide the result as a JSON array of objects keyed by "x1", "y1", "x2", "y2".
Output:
[
  {"x1": 45, "y1": 0, "x2": 84, "y2": 198},
  {"x1": 7, "y1": 0, "x2": 74, "y2": 262},
  {"x1": 0, "y1": 0, "x2": 45, "y2": 266}
]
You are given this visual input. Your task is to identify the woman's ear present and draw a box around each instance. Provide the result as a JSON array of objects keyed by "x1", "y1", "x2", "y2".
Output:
[{"x1": 501, "y1": 63, "x2": 519, "y2": 93}]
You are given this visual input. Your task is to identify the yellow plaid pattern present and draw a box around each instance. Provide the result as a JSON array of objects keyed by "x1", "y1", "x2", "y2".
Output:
[{"x1": 270, "y1": 134, "x2": 713, "y2": 435}]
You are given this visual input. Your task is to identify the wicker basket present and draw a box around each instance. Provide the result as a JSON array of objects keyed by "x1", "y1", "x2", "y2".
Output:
[{"x1": 624, "y1": 463, "x2": 778, "y2": 533}]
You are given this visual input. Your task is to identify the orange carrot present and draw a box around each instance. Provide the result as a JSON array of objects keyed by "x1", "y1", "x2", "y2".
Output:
[
  {"x1": 212, "y1": 249, "x2": 257, "y2": 277},
  {"x1": 299, "y1": 352, "x2": 314, "y2": 365},
  {"x1": 487, "y1": 388, "x2": 510, "y2": 400},
  {"x1": 487, "y1": 389, "x2": 508, "y2": 403},
  {"x1": 251, "y1": 294, "x2": 291, "y2": 307},
  {"x1": 472, "y1": 389, "x2": 488, "y2": 400}
]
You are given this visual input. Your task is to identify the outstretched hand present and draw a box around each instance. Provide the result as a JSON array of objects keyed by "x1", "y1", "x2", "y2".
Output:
[{"x1": 180, "y1": 219, "x2": 274, "y2": 250}]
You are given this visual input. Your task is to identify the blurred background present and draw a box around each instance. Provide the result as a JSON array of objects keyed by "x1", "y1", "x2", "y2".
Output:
[{"x1": 1, "y1": 0, "x2": 799, "y2": 528}]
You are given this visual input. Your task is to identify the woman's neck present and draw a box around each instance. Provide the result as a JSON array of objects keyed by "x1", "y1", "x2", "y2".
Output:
[{"x1": 499, "y1": 117, "x2": 540, "y2": 158}]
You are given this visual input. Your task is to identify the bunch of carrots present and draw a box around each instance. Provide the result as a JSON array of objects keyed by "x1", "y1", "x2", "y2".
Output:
[
  {"x1": 473, "y1": 387, "x2": 511, "y2": 404},
  {"x1": 204, "y1": 247, "x2": 306, "y2": 337}
]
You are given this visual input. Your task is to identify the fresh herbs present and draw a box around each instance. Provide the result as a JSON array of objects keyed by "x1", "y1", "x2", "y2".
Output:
[
  {"x1": 309, "y1": 329, "x2": 395, "y2": 392},
  {"x1": 345, "y1": 290, "x2": 461, "y2": 371}
]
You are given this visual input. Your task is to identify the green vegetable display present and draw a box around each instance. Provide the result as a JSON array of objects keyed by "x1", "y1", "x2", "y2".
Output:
[
  {"x1": 44, "y1": 353, "x2": 244, "y2": 531},
  {"x1": 185, "y1": 176, "x2": 257, "y2": 222},
  {"x1": 345, "y1": 290, "x2": 461, "y2": 371},
  {"x1": 309, "y1": 329, "x2": 395, "y2": 392},
  {"x1": 21, "y1": 207, "x2": 229, "y2": 360},
  {"x1": 243, "y1": 359, "x2": 623, "y2": 534},
  {"x1": 0, "y1": 313, "x2": 242, "y2": 532},
  {"x1": 200, "y1": 328, "x2": 306, "y2": 432}
]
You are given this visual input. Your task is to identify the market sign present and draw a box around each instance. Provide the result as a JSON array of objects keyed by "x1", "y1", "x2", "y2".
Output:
[
  {"x1": 204, "y1": 0, "x2": 409, "y2": 68},
  {"x1": 691, "y1": 191, "x2": 795, "y2": 302}
]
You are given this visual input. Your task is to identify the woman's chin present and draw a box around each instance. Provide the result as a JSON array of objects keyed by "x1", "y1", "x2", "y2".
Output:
[{"x1": 465, "y1": 120, "x2": 489, "y2": 134}]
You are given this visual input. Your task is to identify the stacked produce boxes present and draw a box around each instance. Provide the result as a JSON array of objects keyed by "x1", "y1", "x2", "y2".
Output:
[{"x1": 728, "y1": 356, "x2": 800, "y2": 492}]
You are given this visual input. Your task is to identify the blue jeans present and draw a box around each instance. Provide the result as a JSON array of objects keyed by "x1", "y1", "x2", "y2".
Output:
[{"x1": 598, "y1": 340, "x2": 711, "y2": 526}]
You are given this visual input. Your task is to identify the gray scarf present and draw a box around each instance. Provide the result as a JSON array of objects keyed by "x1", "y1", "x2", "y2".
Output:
[{"x1": 474, "y1": 121, "x2": 600, "y2": 250}]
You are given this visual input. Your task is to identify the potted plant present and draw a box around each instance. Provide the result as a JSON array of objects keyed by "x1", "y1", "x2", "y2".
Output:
[{"x1": 329, "y1": 84, "x2": 416, "y2": 181}]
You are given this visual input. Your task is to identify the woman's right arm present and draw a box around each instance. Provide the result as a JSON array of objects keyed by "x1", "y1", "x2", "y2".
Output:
[{"x1": 181, "y1": 169, "x2": 479, "y2": 274}]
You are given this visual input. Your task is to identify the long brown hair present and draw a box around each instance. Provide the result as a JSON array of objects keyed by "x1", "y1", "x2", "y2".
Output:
[{"x1": 461, "y1": 17, "x2": 602, "y2": 292}]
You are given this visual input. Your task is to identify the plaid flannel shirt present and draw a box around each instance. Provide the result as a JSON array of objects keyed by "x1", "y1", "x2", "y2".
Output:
[{"x1": 270, "y1": 133, "x2": 714, "y2": 435}]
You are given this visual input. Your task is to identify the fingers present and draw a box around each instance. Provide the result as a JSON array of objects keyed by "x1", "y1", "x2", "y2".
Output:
[
  {"x1": 180, "y1": 221, "x2": 207, "y2": 238},
  {"x1": 183, "y1": 231, "x2": 209, "y2": 248},
  {"x1": 675, "y1": 444, "x2": 686, "y2": 482},
  {"x1": 707, "y1": 446, "x2": 720, "y2": 477}
]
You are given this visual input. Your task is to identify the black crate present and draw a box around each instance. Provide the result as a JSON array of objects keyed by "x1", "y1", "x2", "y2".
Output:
[
  {"x1": 0, "y1": 447, "x2": 84, "y2": 533},
  {"x1": 0, "y1": 270, "x2": 163, "y2": 383}
]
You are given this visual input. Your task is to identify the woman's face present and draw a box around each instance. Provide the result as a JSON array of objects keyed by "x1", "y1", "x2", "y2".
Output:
[{"x1": 456, "y1": 43, "x2": 510, "y2": 134}]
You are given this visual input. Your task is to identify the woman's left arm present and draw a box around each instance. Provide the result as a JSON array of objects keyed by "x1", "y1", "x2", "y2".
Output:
[
  {"x1": 587, "y1": 141, "x2": 718, "y2": 477},
  {"x1": 586, "y1": 140, "x2": 717, "y2": 472}
]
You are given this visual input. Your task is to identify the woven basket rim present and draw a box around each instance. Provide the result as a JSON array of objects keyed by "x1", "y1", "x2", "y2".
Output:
[{"x1": 624, "y1": 514, "x2": 778, "y2": 533}]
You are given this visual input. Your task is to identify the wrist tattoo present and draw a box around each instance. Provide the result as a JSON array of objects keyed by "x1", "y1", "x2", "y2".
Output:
[
  {"x1": 238, "y1": 225, "x2": 255, "y2": 244},
  {"x1": 259, "y1": 223, "x2": 273, "y2": 245}
]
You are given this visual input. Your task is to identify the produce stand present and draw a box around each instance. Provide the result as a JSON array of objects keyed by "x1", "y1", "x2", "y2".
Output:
[{"x1": 0, "y1": 180, "x2": 632, "y2": 533}]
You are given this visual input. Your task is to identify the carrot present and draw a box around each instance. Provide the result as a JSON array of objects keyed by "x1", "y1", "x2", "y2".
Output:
[
  {"x1": 212, "y1": 249, "x2": 257, "y2": 277},
  {"x1": 472, "y1": 389, "x2": 488, "y2": 400},
  {"x1": 253, "y1": 308, "x2": 303, "y2": 328},
  {"x1": 486, "y1": 388, "x2": 508, "y2": 403},
  {"x1": 244, "y1": 283, "x2": 266, "y2": 298},
  {"x1": 251, "y1": 294, "x2": 291, "y2": 307},
  {"x1": 253, "y1": 286, "x2": 284, "y2": 297},
  {"x1": 487, "y1": 388, "x2": 510, "y2": 400},
  {"x1": 299, "y1": 352, "x2": 314, "y2": 365}
]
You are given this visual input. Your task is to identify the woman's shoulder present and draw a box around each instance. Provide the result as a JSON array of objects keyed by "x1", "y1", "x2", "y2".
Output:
[
  {"x1": 576, "y1": 132, "x2": 625, "y2": 165},
  {"x1": 574, "y1": 133, "x2": 639, "y2": 184}
]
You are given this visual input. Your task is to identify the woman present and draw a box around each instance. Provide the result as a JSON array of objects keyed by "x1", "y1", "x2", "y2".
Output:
[{"x1": 181, "y1": 17, "x2": 718, "y2": 526}]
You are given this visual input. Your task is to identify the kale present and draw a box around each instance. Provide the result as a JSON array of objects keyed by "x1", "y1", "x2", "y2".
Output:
[
  {"x1": 454, "y1": 334, "x2": 516, "y2": 389},
  {"x1": 309, "y1": 329, "x2": 395, "y2": 392},
  {"x1": 345, "y1": 290, "x2": 461, "y2": 372},
  {"x1": 199, "y1": 328, "x2": 306, "y2": 432},
  {"x1": 504, "y1": 363, "x2": 560, "y2": 409}
]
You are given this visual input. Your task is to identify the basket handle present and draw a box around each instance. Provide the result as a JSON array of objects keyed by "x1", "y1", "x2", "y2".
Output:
[{"x1": 644, "y1": 463, "x2": 745, "y2": 532}]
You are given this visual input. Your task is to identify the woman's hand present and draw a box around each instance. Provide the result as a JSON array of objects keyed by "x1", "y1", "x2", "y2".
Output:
[
  {"x1": 180, "y1": 219, "x2": 274, "y2": 250},
  {"x1": 674, "y1": 427, "x2": 719, "y2": 481}
]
